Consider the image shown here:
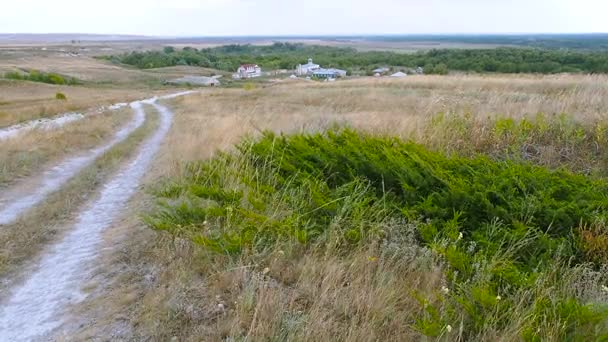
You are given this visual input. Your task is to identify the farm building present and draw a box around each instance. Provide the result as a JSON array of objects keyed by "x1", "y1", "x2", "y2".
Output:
[
  {"x1": 390, "y1": 71, "x2": 407, "y2": 78},
  {"x1": 373, "y1": 67, "x2": 390, "y2": 74},
  {"x1": 312, "y1": 68, "x2": 347, "y2": 79},
  {"x1": 235, "y1": 64, "x2": 262, "y2": 79},
  {"x1": 296, "y1": 58, "x2": 320, "y2": 76}
]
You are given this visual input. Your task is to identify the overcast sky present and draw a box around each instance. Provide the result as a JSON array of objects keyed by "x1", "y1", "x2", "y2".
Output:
[{"x1": 1, "y1": 0, "x2": 607, "y2": 36}]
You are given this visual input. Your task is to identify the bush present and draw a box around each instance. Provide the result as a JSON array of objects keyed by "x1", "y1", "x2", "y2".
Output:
[
  {"x1": 55, "y1": 92, "x2": 67, "y2": 100},
  {"x1": 146, "y1": 129, "x2": 608, "y2": 339},
  {"x1": 4, "y1": 70, "x2": 79, "y2": 85}
]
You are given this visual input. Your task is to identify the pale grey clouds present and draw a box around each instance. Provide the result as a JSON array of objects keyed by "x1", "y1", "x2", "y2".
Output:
[{"x1": 1, "y1": 0, "x2": 606, "y2": 35}]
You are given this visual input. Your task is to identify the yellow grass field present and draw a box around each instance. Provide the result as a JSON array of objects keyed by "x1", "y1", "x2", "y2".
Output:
[
  {"x1": 160, "y1": 74, "x2": 608, "y2": 166},
  {"x1": 0, "y1": 52, "x2": 225, "y2": 126}
]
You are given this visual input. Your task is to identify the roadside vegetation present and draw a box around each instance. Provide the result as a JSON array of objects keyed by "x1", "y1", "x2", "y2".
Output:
[
  {"x1": 109, "y1": 42, "x2": 608, "y2": 74},
  {"x1": 4, "y1": 70, "x2": 81, "y2": 85}
]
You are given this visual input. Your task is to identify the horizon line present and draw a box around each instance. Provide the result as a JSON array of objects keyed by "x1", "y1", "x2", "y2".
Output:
[{"x1": 2, "y1": 32, "x2": 608, "y2": 39}]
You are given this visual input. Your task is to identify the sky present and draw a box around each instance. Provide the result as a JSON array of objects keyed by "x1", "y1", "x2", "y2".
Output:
[{"x1": 1, "y1": 0, "x2": 607, "y2": 36}]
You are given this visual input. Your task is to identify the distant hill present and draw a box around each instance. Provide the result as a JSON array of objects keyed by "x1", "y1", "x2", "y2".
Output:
[
  {"x1": 0, "y1": 33, "x2": 154, "y2": 43},
  {"x1": 3, "y1": 33, "x2": 608, "y2": 51}
]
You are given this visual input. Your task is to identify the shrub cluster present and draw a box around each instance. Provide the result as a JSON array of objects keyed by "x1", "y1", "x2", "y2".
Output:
[
  {"x1": 4, "y1": 70, "x2": 80, "y2": 85},
  {"x1": 147, "y1": 129, "x2": 608, "y2": 339}
]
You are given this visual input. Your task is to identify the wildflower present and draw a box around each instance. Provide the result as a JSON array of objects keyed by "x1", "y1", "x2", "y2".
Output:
[
  {"x1": 467, "y1": 241, "x2": 477, "y2": 254},
  {"x1": 263, "y1": 267, "x2": 270, "y2": 275},
  {"x1": 457, "y1": 232, "x2": 463, "y2": 241},
  {"x1": 368, "y1": 256, "x2": 378, "y2": 262},
  {"x1": 602, "y1": 285, "x2": 608, "y2": 294},
  {"x1": 203, "y1": 220, "x2": 208, "y2": 225},
  {"x1": 446, "y1": 325, "x2": 453, "y2": 333},
  {"x1": 441, "y1": 286, "x2": 450, "y2": 295},
  {"x1": 496, "y1": 295, "x2": 502, "y2": 301}
]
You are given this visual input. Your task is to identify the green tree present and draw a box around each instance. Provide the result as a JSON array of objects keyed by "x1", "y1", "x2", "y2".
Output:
[{"x1": 434, "y1": 63, "x2": 449, "y2": 75}]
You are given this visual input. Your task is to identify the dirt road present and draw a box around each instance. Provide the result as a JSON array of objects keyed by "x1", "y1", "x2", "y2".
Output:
[{"x1": 0, "y1": 97, "x2": 182, "y2": 340}]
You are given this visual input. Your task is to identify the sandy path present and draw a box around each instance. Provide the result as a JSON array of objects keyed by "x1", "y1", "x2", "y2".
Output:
[
  {"x1": 0, "y1": 103, "x2": 145, "y2": 226},
  {"x1": 0, "y1": 90, "x2": 193, "y2": 141},
  {"x1": 0, "y1": 91, "x2": 195, "y2": 226},
  {"x1": 0, "y1": 100, "x2": 175, "y2": 341}
]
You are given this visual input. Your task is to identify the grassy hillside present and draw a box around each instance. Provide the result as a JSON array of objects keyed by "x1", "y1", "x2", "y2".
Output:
[
  {"x1": 146, "y1": 128, "x2": 608, "y2": 340},
  {"x1": 112, "y1": 75, "x2": 608, "y2": 341}
]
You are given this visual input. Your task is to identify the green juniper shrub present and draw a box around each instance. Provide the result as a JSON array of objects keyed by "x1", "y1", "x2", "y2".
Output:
[
  {"x1": 4, "y1": 70, "x2": 80, "y2": 85},
  {"x1": 145, "y1": 129, "x2": 608, "y2": 339}
]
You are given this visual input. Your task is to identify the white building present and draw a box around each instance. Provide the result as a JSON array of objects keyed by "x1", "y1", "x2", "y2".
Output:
[
  {"x1": 373, "y1": 67, "x2": 390, "y2": 74},
  {"x1": 390, "y1": 71, "x2": 407, "y2": 78},
  {"x1": 296, "y1": 58, "x2": 320, "y2": 76},
  {"x1": 236, "y1": 64, "x2": 262, "y2": 79}
]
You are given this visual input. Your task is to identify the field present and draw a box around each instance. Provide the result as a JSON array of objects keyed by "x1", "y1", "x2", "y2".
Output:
[
  {"x1": 75, "y1": 74, "x2": 608, "y2": 340},
  {"x1": 0, "y1": 47, "x2": 223, "y2": 126},
  {"x1": 0, "y1": 40, "x2": 607, "y2": 341}
]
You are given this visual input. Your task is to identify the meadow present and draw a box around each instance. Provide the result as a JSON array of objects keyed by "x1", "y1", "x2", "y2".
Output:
[
  {"x1": 78, "y1": 74, "x2": 608, "y2": 341},
  {"x1": 1, "y1": 42, "x2": 608, "y2": 340},
  {"x1": 0, "y1": 50, "x2": 213, "y2": 126}
]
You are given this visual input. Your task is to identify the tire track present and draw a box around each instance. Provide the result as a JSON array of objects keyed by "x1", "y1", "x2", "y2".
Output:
[
  {"x1": 0, "y1": 100, "x2": 174, "y2": 341},
  {"x1": 0, "y1": 91, "x2": 194, "y2": 226},
  {"x1": 0, "y1": 103, "x2": 146, "y2": 226},
  {"x1": 0, "y1": 103, "x2": 129, "y2": 142}
]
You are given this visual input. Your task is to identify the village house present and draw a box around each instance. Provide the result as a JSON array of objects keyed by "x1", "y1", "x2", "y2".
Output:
[
  {"x1": 234, "y1": 64, "x2": 262, "y2": 79},
  {"x1": 296, "y1": 58, "x2": 320, "y2": 76}
]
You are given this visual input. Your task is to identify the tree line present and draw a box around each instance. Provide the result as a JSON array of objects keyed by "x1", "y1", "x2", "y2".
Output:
[{"x1": 106, "y1": 42, "x2": 608, "y2": 75}]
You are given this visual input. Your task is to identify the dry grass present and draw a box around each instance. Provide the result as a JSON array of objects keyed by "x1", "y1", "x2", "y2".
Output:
[
  {"x1": 0, "y1": 53, "x2": 223, "y2": 84},
  {"x1": 161, "y1": 73, "x2": 608, "y2": 167},
  {"x1": 0, "y1": 107, "x2": 131, "y2": 187},
  {"x1": 64, "y1": 73, "x2": 608, "y2": 341},
  {"x1": 0, "y1": 50, "x2": 219, "y2": 126},
  {"x1": 0, "y1": 79, "x2": 165, "y2": 126}
]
